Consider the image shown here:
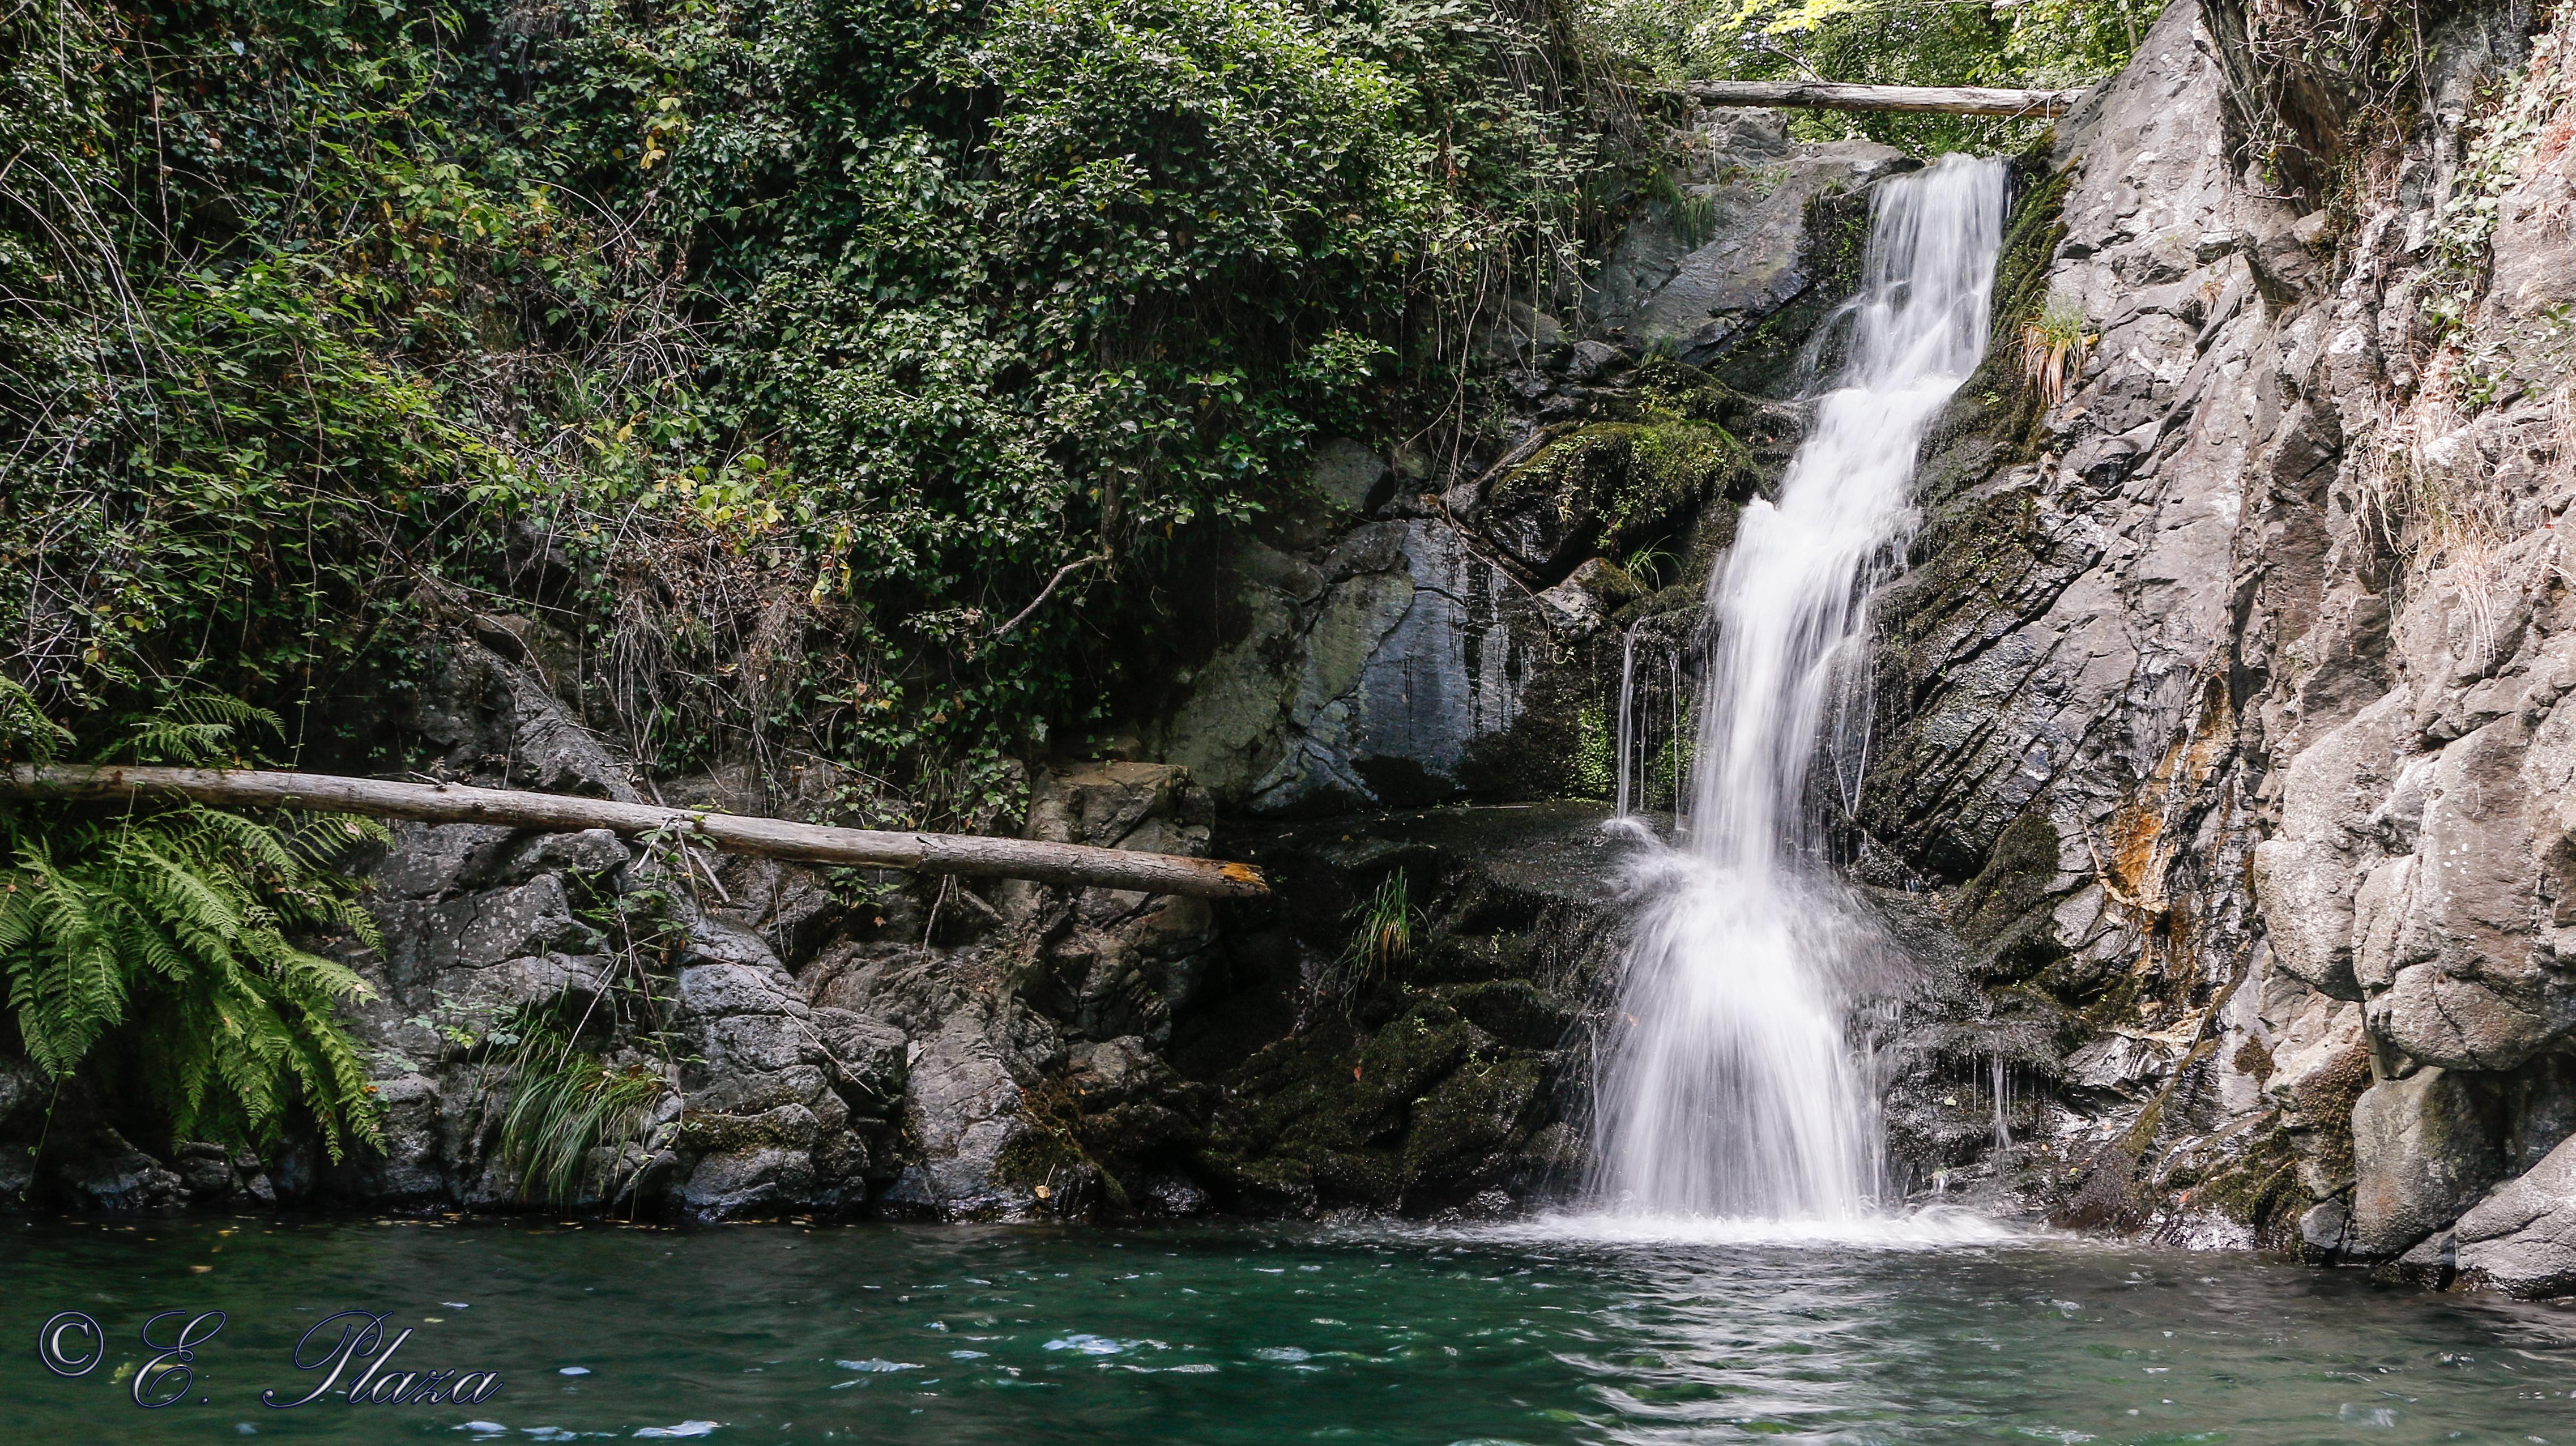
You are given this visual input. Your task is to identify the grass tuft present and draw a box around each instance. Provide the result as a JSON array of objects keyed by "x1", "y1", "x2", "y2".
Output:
[
  {"x1": 2020, "y1": 293, "x2": 2091, "y2": 410},
  {"x1": 495, "y1": 1020, "x2": 670, "y2": 1209},
  {"x1": 1322, "y1": 872, "x2": 1416, "y2": 1010}
]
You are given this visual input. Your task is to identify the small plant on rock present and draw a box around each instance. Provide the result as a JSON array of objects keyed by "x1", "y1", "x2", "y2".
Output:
[
  {"x1": 1324, "y1": 872, "x2": 1417, "y2": 1009},
  {"x1": 493, "y1": 1014, "x2": 671, "y2": 1209},
  {"x1": 2021, "y1": 293, "x2": 2092, "y2": 408}
]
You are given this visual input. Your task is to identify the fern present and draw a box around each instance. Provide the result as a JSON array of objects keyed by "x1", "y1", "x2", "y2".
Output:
[{"x1": 0, "y1": 682, "x2": 389, "y2": 1160}]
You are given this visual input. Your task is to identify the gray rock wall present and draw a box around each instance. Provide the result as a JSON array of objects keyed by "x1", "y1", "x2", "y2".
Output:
[
  {"x1": 1155, "y1": 519, "x2": 1539, "y2": 812},
  {"x1": 1856, "y1": 0, "x2": 2576, "y2": 1289}
]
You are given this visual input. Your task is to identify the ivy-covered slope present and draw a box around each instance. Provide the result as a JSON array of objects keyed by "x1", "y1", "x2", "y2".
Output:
[{"x1": 1, "y1": 0, "x2": 1636, "y2": 818}]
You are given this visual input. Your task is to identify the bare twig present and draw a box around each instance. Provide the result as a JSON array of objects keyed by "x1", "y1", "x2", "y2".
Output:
[{"x1": 992, "y1": 551, "x2": 1110, "y2": 639}]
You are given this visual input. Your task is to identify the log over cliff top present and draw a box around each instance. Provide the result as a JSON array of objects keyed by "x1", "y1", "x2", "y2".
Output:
[
  {"x1": 1683, "y1": 80, "x2": 2089, "y2": 117},
  {"x1": 2, "y1": 765, "x2": 1269, "y2": 902}
]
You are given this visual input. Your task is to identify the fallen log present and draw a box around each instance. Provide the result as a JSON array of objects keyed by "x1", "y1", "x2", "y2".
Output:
[
  {"x1": 3, "y1": 763, "x2": 1269, "y2": 901},
  {"x1": 1684, "y1": 79, "x2": 2088, "y2": 118}
]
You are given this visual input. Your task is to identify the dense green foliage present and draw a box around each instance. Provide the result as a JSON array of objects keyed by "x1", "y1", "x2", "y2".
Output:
[
  {"x1": 0, "y1": 0, "x2": 2138, "y2": 797},
  {"x1": 1, "y1": 0, "x2": 1626, "y2": 825},
  {"x1": 1586, "y1": 0, "x2": 2147, "y2": 151},
  {"x1": 0, "y1": 689, "x2": 386, "y2": 1158}
]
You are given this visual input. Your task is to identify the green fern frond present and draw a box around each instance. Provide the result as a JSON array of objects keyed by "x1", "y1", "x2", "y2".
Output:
[
  {"x1": 0, "y1": 693, "x2": 385, "y2": 1164},
  {"x1": 114, "y1": 719, "x2": 237, "y2": 767},
  {"x1": 106, "y1": 905, "x2": 197, "y2": 987},
  {"x1": 103, "y1": 692, "x2": 284, "y2": 768},
  {"x1": 0, "y1": 679, "x2": 75, "y2": 763},
  {"x1": 164, "y1": 692, "x2": 283, "y2": 735},
  {"x1": 125, "y1": 844, "x2": 249, "y2": 948},
  {"x1": 287, "y1": 953, "x2": 372, "y2": 1006},
  {"x1": 181, "y1": 806, "x2": 304, "y2": 880},
  {"x1": 282, "y1": 813, "x2": 390, "y2": 873}
]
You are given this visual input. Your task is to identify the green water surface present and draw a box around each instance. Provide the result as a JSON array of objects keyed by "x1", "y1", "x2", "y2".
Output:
[{"x1": 4, "y1": 1213, "x2": 2573, "y2": 1444}]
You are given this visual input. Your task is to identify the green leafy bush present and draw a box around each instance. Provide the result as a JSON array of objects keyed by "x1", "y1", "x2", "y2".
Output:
[{"x1": 2, "y1": 0, "x2": 1626, "y2": 827}]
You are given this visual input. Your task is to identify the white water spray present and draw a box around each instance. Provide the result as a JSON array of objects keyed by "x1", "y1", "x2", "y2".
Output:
[{"x1": 1589, "y1": 155, "x2": 2007, "y2": 1221}]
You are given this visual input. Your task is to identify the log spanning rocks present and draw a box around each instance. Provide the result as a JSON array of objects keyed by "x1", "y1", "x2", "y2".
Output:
[
  {"x1": 1684, "y1": 80, "x2": 2088, "y2": 118},
  {"x1": 2, "y1": 763, "x2": 1269, "y2": 901}
]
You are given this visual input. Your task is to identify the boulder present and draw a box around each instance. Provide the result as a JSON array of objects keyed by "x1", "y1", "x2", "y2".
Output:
[
  {"x1": 1309, "y1": 437, "x2": 1390, "y2": 516},
  {"x1": 2456, "y1": 1131, "x2": 2576, "y2": 1297},
  {"x1": 375, "y1": 875, "x2": 604, "y2": 982},
  {"x1": 56, "y1": 1134, "x2": 185, "y2": 1212},
  {"x1": 2349, "y1": 1067, "x2": 2506, "y2": 1257},
  {"x1": 679, "y1": 1146, "x2": 815, "y2": 1222},
  {"x1": 812, "y1": 1008, "x2": 909, "y2": 1108},
  {"x1": 887, "y1": 1000, "x2": 1037, "y2": 1218},
  {"x1": 2359, "y1": 715, "x2": 2576, "y2": 1071},
  {"x1": 1153, "y1": 518, "x2": 1543, "y2": 811},
  {"x1": 1584, "y1": 108, "x2": 1903, "y2": 376}
]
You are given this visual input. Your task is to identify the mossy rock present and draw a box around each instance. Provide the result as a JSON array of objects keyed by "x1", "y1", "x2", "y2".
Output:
[
  {"x1": 1401, "y1": 1053, "x2": 1543, "y2": 1184},
  {"x1": 1435, "y1": 978, "x2": 1573, "y2": 1048},
  {"x1": 1201, "y1": 995, "x2": 1538, "y2": 1208},
  {"x1": 1950, "y1": 810, "x2": 2076, "y2": 986},
  {"x1": 1483, "y1": 359, "x2": 1763, "y2": 582},
  {"x1": 1181, "y1": 806, "x2": 1623, "y2": 1211},
  {"x1": 1486, "y1": 422, "x2": 1751, "y2": 578}
]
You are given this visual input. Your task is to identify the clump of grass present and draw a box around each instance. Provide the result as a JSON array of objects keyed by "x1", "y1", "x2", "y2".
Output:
[
  {"x1": 1323, "y1": 872, "x2": 1415, "y2": 1009},
  {"x1": 2358, "y1": 407, "x2": 2513, "y2": 665},
  {"x1": 1645, "y1": 166, "x2": 1718, "y2": 250},
  {"x1": 1620, "y1": 542, "x2": 1676, "y2": 587},
  {"x1": 495, "y1": 1020, "x2": 669, "y2": 1209},
  {"x1": 2021, "y1": 293, "x2": 2091, "y2": 408}
]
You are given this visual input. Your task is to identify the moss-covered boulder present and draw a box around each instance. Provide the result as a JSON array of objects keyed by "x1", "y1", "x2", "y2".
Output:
[{"x1": 1480, "y1": 360, "x2": 1763, "y2": 584}]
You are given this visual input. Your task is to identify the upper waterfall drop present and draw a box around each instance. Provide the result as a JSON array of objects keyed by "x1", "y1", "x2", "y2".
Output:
[{"x1": 1589, "y1": 154, "x2": 2008, "y2": 1222}]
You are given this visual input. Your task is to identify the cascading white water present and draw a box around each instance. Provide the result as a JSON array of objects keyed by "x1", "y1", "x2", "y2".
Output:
[{"x1": 1589, "y1": 154, "x2": 2007, "y2": 1221}]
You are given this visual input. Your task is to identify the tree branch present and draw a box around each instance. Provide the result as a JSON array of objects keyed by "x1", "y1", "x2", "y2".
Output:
[
  {"x1": 1684, "y1": 80, "x2": 2091, "y2": 118},
  {"x1": 993, "y1": 551, "x2": 1111, "y2": 638},
  {"x1": 3, "y1": 764, "x2": 1270, "y2": 901}
]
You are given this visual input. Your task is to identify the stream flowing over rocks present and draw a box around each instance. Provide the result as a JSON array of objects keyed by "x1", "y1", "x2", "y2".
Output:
[{"x1": 16, "y1": 0, "x2": 2576, "y2": 1302}]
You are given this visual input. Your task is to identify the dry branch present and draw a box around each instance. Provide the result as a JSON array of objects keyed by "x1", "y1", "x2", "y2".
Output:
[
  {"x1": 1684, "y1": 80, "x2": 2089, "y2": 118},
  {"x1": 4, "y1": 764, "x2": 1269, "y2": 901}
]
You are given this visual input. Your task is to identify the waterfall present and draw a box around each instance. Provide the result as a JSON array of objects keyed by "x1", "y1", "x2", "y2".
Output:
[{"x1": 1589, "y1": 155, "x2": 2007, "y2": 1221}]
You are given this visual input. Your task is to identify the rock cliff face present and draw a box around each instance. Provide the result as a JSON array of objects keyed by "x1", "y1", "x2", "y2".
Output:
[
  {"x1": 1150, "y1": 108, "x2": 1899, "y2": 817},
  {"x1": 1848, "y1": 0, "x2": 2576, "y2": 1291}
]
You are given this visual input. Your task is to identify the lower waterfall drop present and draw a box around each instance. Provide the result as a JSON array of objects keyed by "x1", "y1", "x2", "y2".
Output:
[{"x1": 1589, "y1": 153, "x2": 2007, "y2": 1221}]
